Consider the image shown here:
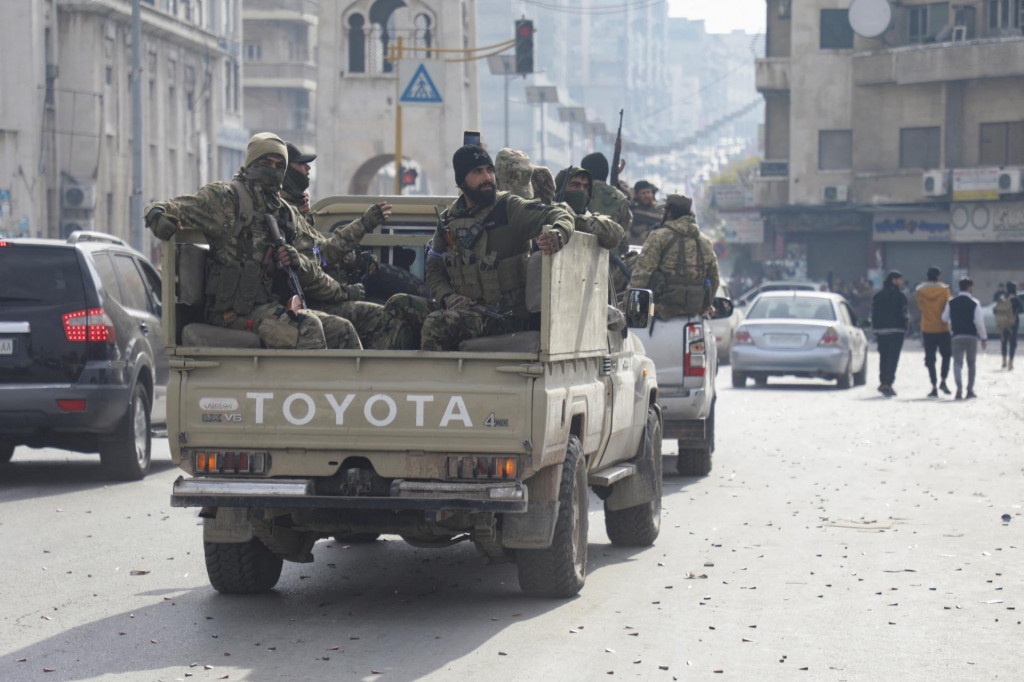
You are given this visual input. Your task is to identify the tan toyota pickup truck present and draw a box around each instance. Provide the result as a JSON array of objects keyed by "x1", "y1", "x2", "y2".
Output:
[{"x1": 162, "y1": 195, "x2": 661, "y2": 598}]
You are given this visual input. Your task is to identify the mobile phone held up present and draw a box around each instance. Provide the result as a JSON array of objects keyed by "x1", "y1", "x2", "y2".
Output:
[{"x1": 463, "y1": 130, "x2": 481, "y2": 146}]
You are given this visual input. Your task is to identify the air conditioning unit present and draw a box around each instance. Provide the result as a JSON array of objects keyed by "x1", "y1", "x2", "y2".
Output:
[
  {"x1": 952, "y1": 25, "x2": 968, "y2": 41},
  {"x1": 60, "y1": 219, "x2": 95, "y2": 238},
  {"x1": 61, "y1": 183, "x2": 96, "y2": 210},
  {"x1": 997, "y1": 168, "x2": 1023, "y2": 194},
  {"x1": 823, "y1": 185, "x2": 848, "y2": 203},
  {"x1": 922, "y1": 169, "x2": 950, "y2": 197}
]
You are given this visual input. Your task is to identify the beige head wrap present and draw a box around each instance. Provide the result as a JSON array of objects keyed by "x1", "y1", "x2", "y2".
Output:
[
  {"x1": 495, "y1": 148, "x2": 534, "y2": 200},
  {"x1": 243, "y1": 132, "x2": 288, "y2": 168}
]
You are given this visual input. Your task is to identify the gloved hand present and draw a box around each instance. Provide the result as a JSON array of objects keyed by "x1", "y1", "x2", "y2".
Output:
[
  {"x1": 537, "y1": 229, "x2": 565, "y2": 255},
  {"x1": 276, "y1": 244, "x2": 302, "y2": 268},
  {"x1": 443, "y1": 293, "x2": 472, "y2": 311},
  {"x1": 146, "y1": 208, "x2": 181, "y2": 241},
  {"x1": 360, "y1": 202, "x2": 393, "y2": 232},
  {"x1": 344, "y1": 283, "x2": 365, "y2": 301}
]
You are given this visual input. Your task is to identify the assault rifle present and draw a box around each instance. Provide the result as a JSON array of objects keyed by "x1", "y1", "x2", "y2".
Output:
[
  {"x1": 472, "y1": 303, "x2": 513, "y2": 321},
  {"x1": 609, "y1": 109, "x2": 624, "y2": 188},
  {"x1": 263, "y1": 213, "x2": 306, "y2": 313}
]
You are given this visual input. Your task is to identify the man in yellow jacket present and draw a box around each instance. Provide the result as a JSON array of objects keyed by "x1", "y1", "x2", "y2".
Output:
[{"x1": 915, "y1": 266, "x2": 953, "y2": 397}]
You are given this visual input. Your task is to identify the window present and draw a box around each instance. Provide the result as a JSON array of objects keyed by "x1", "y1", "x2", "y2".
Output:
[
  {"x1": 348, "y1": 14, "x2": 366, "y2": 73},
  {"x1": 113, "y1": 255, "x2": 151, "y2": 313},
  {"x1": 909, "y1": 6, "x2": 929, "y2": 42},
  {"x1": 988, "y1": 0, "x2": 1022, "y2": 29},
  {"x1": 91, "y1": 253, "x2": 122, "y2": 304},
  {"x1": 819, "y1": 130, "x2": 853, "y2": 170},
  {"x1": 899, "y1": 127, "x2": 941, "y2": 168},
  {"x1": 245, "y1": 43, "x2": 262, "y2": 61},
  {"x1": 980, "y1": 121, "x2": 1024, "y2": 166},
  {"x1": 820, "y1": 9, "x2": 854, "y2": 49}
]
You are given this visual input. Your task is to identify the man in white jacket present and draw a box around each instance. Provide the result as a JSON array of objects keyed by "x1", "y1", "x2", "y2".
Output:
[{"x1": 941, "y1": 277, "x2": 987, "y2": 400}]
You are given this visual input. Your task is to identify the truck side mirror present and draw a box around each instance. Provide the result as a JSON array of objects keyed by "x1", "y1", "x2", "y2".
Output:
[
  {"x1": 712, "y1": 297, "x2": 734, "y2": 319},
  {"x1": 625, "y1": 288, "x2": 654, "y2": 328}
]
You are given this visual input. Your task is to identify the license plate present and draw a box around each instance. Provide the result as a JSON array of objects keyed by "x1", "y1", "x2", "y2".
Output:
[
  {"x1": 0, "y1": 338, "x2": 13, "y2": 355},
  {"x1": 765, "y1": 334, "x2": 805, "y2": 348}
]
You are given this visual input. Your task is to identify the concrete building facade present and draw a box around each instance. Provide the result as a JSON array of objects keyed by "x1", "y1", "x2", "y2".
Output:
[
  {"x1": 755, "y1": 0, "x2": 1024, "y2": 298},
  {"x1": 0, "y1": 0, "x2": 247, "y2": 257}
]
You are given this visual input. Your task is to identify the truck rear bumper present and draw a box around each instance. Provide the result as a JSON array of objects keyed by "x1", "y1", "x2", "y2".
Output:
[{"x1": 170, "y1": 476, "x2": 528, "y2": 513}]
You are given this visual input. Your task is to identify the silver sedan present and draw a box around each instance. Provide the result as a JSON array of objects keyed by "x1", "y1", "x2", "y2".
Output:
[{"x1": 731, "y1": 291, "x2": 869, "y2": 389}]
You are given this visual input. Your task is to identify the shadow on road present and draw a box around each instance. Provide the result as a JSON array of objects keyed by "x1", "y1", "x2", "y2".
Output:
[{"x1": 0, "y1": 451, "x2": 178, "y2": 502}]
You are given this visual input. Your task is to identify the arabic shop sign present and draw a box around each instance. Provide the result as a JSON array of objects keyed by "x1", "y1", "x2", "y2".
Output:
[
  {"x1": 872, "y1": 214, "x2": 950, "y2": 242},
  {"x1": 950, "y1": 202, "x2": 1024, "y2": 242}
]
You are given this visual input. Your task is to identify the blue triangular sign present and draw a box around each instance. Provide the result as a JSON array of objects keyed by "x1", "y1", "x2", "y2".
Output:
[{"x1": 400, "y1": 64, "x2": 443, "y2": 103}]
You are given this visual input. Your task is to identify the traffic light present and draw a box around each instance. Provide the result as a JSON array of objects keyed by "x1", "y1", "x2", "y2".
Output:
[
  {"x1": 515, "y1": 19, "x2": 534, "y2": 75},
  {"x1": 400, "y1": 167, "x2": 418, "y2": 188}
]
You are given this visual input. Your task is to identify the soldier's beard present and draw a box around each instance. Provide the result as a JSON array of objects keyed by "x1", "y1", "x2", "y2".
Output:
[{"x1": 463, "y1": 182, "x2": 497, "y2": 207}]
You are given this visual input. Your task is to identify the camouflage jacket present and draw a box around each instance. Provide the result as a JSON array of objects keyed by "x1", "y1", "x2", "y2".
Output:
[
  {"x1": 288, "y1": 214, "x2": 373, "y2": 304},
  {"x1": 628, "y1": 201, "x2": 662, "y2": 246},
  {"x1": 563, "y1": 207, "x2": 624, "y2": 250},
  {"x1": 145, "y1": 175, "x2": 345, "y2": 314},
  {"x1": 426, "y1": 191, "x2": 574, "y2": 312},
  {"x1": 589, "y1": 180, "x2": 633, "y2": 237},
  {"x1": 629, "y1": 215, "x2": 720, "y2": 319}
]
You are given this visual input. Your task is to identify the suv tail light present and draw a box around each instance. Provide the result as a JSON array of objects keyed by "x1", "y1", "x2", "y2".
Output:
[
  {"x1": 684, "y1": 323, "x2": 706, "y2": 377},
  {"x1": 819, "y1": 326, "x2": 840, "y2": 346},
  {"x1": 62, "y1": 308, "x2": 116, "y2": 343},
  {"x1": 735, "y1": 329, "x2": 752, "y2": 344}
]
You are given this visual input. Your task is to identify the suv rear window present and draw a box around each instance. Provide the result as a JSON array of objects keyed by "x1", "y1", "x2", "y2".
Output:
[{"x1": 0, "y1": 246, "x2": 85, "y2": 304}]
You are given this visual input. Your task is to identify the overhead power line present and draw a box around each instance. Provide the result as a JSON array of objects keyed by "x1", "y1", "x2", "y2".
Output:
[{"x1": 521, "y1": 0, "x2": 667, "y2": 15}]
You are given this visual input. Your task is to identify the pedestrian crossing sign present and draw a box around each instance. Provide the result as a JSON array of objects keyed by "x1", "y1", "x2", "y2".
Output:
[{"x1": 398, "y1": 61, "x2": 445, "y2": 107}]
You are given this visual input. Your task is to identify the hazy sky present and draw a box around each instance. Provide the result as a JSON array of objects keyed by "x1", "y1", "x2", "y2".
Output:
[{"x1": 668, "y1": 0, "x2": 767, "y2": 35}]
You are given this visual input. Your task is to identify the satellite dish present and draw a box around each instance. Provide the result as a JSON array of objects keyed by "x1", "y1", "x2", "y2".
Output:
[{"x1": 849, "y1": 0, "x2": 892, "y2": 38}]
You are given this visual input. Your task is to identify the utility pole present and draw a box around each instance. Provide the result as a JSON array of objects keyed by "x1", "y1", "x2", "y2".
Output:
[{"x1": 130, "y1": 0, "x2": 143, "y2": 251}]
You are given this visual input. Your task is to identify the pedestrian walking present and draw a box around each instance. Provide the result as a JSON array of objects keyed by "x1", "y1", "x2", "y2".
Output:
[
  {"x1": 871, "y1": 270, "x2": 908, "y2": 397},
  {"x1": 915, "y1": 266, "x2": 953, "y2": 396},
  {"x1": 994, "y1": 282, "x2": 1022, "y2": 369},
  {"x1": 942, "y1": 277, "x2": 987, "y2": 399}
]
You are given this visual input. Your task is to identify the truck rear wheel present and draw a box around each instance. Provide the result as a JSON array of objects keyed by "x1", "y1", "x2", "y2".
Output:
[
  {"x1": 204, "y1": 538, "x2": 283, "y2": 594},
  {"x1": 100, "y1": 382, "x2": 151, "y2": 481},
  {"x1": 677, "y1": 403, "x2": 714, "y2": 477},
  {"x1": 605, "y1": 407, "x2": 662, "y2": 547},
  {"x1": 516, "y1": 436, "x2": 588, "y2": 598}
]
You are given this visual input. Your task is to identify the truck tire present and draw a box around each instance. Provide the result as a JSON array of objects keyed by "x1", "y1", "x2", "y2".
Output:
[
  {"x1": 677, "y1": 403, "x2": 714, "y2": 477},
  {"x1": 0, "y1": 438, "x2": 14, "y2": 464},
  {"x1": 99, "y1": 382, "x2": 151, "y2": 481},
  {"x1": 605, "y1": 407, "x2": 662, "y2": 547},
  {"x1": 204, "y1": 538, "x2": 283, "y2": 594},
  {"x1": 732, "y1": 370, "x2": 747, "y2": 388},
  {"x1": 516, "y1": 436, "x2": 588, "y2": 598},
  {"x1": 836, "y1": 354, "x2": 854, "y2": 389},
  {"x1": 853, "y1": 353, "x2": 868, "y2": 386}
]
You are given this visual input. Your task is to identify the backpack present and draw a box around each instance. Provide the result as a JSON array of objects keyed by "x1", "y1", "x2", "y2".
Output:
[{"x1": 994, "y1": 295, "x2": 1016, "y2": 332}]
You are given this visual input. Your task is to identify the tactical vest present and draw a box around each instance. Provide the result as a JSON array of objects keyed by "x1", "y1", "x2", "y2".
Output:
[
  {"x1": 439, "y1": 196, "x2": 530, "y2": 313},
  {"x1": 203, "y1": 179, "x2": 278, "y2": 319},
  {"x1": 651, "y1": 231, "x2": 711, "y2": 316},
  {"x1": 590, "y1": 182, "x2": 627, "y2": 225}
]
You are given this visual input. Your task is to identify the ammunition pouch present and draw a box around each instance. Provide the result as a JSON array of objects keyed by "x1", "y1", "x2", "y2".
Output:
[
  {"x1": 205, "y1": 260, "x2": 266, "y2": 318},
  {"x1": 445, "y1": 253, "x2": 528, "y2": 311}
]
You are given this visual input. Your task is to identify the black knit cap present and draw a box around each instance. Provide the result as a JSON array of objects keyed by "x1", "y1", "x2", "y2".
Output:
[
  {"x1": 580, "y1": 152, "x2": 609, "y2": 182},
  {"x1": 634, "y1": 180, "x2": 658, "y2": 195},
  {"x1": 453, "y1": 145, "x2": 494, "y2": 186}
]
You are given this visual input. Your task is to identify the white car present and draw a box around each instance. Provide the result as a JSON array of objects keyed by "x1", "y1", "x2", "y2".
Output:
[{"x1": 707, "y1": 284, "x2": 739, "y2": 363}]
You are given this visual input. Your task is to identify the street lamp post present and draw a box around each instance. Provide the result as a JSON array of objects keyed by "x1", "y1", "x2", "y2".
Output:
[
  {"x1": 558, "y1": 105, "x2": 586, "y2": 165},
  {"x1": 486, "y1": 55, "x2": 516, "y2": 148},
  {"x1": 525, "y1": 85, "x2": 559, "y2": 167}
]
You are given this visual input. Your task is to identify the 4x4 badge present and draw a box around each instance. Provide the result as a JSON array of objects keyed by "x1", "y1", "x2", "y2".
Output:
[{"x1": 483, "y1": 412, "x2": 509, "y2": 428}]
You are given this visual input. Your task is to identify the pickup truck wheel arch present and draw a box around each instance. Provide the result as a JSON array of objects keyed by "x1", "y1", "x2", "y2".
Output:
[
  {"x1": 516, "y1": 435, "x2": 588, "y2": 597},
  {"x1": 605, "y1": 405, "x2": 662, "y2": 546}
]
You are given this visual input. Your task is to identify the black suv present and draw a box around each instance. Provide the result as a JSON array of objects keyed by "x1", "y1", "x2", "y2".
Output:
[{"x1": 0, "y1": 231, "x2": 167, "y2": 479}]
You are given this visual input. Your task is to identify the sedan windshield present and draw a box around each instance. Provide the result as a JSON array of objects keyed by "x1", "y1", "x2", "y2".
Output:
[{"x1": 747, "y1": 297, "x2": 836, "y2": 321}]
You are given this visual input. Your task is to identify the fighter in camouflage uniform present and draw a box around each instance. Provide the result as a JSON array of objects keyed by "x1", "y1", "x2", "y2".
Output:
[
  {"x1": 145, "y1": 133, "x2": 361, "y2": 350},
  {"x1": 421, "y1": 145, "x2": 575, "y2": 351},
  {"x1": 553, "y1": 166, "x2": 624, "y2": 250},
  {"x1": 628, "y1": 180, "x2": 662, "y2": 246},
  {"x1": 580, "y1": 152, "x2": 633, "y2": 245},
  {"x1": 494, "y1": 148, "x2": 535, "y2": 200},
  {"x1": 628, "y1": 194, "x2": 721, "y2": 321}
]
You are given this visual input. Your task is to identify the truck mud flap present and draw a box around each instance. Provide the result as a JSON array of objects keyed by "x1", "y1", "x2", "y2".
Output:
[
  {"x1": 170, "y1": 476, "x2": 528, "y2": 513},
  {"x1": 501, "y1": 499, "x2": 558, "y2": 548},
  {"x1": 665, "y1": 418, "x2": 705, "y2": 442}
]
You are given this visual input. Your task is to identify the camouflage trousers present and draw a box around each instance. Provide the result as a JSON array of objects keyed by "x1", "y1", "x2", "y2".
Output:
[
  {"x1": 420, "y1": 309, "x2": 527, "y2": 351},
  {"x1": 316, "y1": 295, "x2": 430, "y2": 350},
  {"x1": 214, "y1": 303, "x2": 361, "y2": 350}
]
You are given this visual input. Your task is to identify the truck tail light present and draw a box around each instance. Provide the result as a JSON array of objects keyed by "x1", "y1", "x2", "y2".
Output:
[
  {"x1": 684, "y1": 323, "x2": 706, "y2": 377},
  {"x1": 819, "y1": 327, "x2": 840, "y2": 346},
  {"x1": 447, "y1": 456, "x2": 518, "y2": 480},
  {"x1": 62, "y1": 308, "x2": 115, "y2": 343},
  {"x1": 194, "y1": 450, "x2": 268, "y2": 474}
]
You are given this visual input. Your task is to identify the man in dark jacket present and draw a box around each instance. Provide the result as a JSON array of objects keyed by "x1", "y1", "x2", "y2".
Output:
[
  {"x1": 871, "y1": 270, "x2": 909, "y2": 397},
  {"x1": 941, "y1": 277, "x2": 988, "y2": 399}
]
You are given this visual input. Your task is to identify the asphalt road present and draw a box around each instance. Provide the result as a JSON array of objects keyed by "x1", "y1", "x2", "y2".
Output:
[{"x1": 1, "y1": 343, "x2": 1020, "y2": 681}]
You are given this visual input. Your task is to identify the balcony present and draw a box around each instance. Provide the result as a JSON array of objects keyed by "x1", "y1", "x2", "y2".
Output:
[
  {"x1": 755, "y1": 57, "x2": 791, "y2": 92},
  {"x1": 853, "y1": 36, "x2": 1024, "y2": 86},
  {"x1": 243, "y1": 0, "x2": 318, "y2": 24},
  {"x1": 244, "y1": 62, "x2": 318, "y2": 90}
]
